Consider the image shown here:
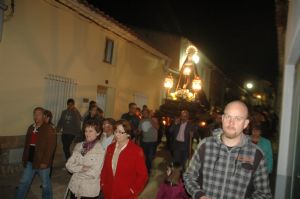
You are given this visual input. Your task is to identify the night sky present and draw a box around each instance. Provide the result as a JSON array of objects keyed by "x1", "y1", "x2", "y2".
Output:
[{"x1": 87, "y1": 0, "x2": 278, "y2": 87}]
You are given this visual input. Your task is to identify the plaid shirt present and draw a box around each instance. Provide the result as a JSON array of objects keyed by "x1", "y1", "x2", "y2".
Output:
[{"x1": 183, "y1": 131, "x2": 272, "y2": 199}]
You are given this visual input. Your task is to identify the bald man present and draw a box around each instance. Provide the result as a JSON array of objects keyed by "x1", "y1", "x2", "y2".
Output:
[{"x1": 183, "y1": 101, "x2": 271, "y2": 199}]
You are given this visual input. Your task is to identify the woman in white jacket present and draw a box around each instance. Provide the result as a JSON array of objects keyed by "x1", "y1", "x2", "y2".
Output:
[{"x1": 66, "y1": 119, "x2": 105, "y2": 199}]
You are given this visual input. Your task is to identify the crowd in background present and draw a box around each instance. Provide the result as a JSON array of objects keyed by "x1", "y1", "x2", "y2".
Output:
[{"x1": 15, "y1": 98, "x2": 278, "y2": 199}]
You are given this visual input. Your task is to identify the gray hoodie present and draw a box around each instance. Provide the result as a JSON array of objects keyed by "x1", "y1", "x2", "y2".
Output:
[{"x1": 57, "y1": 108, "x2": 82, "y2": 136}]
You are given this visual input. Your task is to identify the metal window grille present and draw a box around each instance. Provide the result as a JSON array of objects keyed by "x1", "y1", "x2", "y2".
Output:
[{"x1": 45, "y1": 74, "x2": 77, "y2": 125}]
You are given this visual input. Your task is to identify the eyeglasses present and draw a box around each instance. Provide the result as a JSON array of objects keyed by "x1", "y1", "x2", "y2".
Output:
[
  {"x1": 223, "y1": 114, "x2": 246, "y2": 122},
  {"x1": 115, "y1": 130, "x2": 126, "y2": 134}
]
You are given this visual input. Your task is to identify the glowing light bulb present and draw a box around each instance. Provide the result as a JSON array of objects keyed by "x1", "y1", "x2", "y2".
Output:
[
  {"x1": 183, "y1": 67, "x2": 191, "y2": 76},
  {"x1": 192, "y1": 54, "x2": 200, "y2": 64}
]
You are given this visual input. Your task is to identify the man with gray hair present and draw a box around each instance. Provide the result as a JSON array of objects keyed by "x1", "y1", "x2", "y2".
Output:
[{"x1": 183, "y1": 101, "x2": 272, "y2": 199}]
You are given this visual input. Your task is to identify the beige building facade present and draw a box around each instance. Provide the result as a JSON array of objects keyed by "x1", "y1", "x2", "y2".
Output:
[
  {"x1": 274, "y1": 0, "x2": 300, "y2": 198},
  {"x1": 0, "y1": 0, "x2": 169, "y2": 171}
]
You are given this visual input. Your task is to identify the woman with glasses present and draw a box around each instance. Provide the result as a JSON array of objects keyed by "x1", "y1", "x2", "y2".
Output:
[{"x1": 100, "y1": 119, "x2": 148, "y2": 199}]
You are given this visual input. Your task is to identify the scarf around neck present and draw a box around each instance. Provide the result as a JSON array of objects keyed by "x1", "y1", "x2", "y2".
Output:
[{"x1": 81, "y1": 139, "x2": 98, "y2": 156}]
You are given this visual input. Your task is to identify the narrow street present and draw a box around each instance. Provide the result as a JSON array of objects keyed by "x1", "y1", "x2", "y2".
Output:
[{"x1": 0, "y1": 139, "x2": 172, "y2": 199}]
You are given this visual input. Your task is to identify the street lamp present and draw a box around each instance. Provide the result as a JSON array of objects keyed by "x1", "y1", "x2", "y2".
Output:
[
  {"x1": 246, "y1": 82, "x2": 254, "y2": 89},
  {"x1": 256, "y1": 94, "x2": 262, "y2": 99}
]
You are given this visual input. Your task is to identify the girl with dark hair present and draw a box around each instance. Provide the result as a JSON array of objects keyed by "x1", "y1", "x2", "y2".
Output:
[
  {"x1": 156, "y1": 162, "x2": 189, "y2": 199},
  {"x1": 43, "y1": 110, "x2": 53, "y2": 126}
]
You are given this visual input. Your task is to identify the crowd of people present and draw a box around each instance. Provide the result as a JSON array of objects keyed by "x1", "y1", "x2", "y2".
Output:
[{"x1": 15, "y1": 99, "x2": 276, "y2": 199}]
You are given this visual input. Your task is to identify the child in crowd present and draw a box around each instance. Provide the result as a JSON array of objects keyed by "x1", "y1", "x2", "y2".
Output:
[{"x1": 156, "y1": 162, "x2": 189, "y2": 199}]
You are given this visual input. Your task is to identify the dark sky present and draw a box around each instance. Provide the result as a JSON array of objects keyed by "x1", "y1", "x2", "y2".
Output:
[{"x1": 87, "y1": 0, "x2": 278, "y2": 86}]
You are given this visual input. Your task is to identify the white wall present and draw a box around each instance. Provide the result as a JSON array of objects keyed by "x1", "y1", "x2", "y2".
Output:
[{"x1": 275, "y1": 0, "x2": 300, "y2": 198}]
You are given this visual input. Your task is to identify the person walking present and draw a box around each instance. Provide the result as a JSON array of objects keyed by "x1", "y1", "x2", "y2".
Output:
[
  {"x1": 82, "y1": 104, "x2": 102, "y2": 140},
  {"x1": 170, "y1": 110, "x2": 194, "y2": 168},
  {"x1": 121, "y1": 102, "x2": 140, "y2": 140},
  {"x1": 139, "y1": 108, "x2": 158, "y2": 173},
  {"x1": 66, "y1": 119, "x2": 105, "y2": 199},
  {"x1": 16, "y1": 107, "x2": 57, "y2": 199},
  {"x1": 83, "y1": 100, "x2": 96, "y2": 119},
  {"x1": 43, "y1": 110, "x2": 56, "y2": 178},
  {"x1": 99, "y1": 118, "x2": 115, "y2": 151},
  {"x1": 183, "y1": 101, "x2": 272, "y2": 199},
  {"x1": 251, "y1": 123, "x2": 273, "y2": 174},
  {"x1": 100, "y1": 120, "x2": 148, "y2": 199},
  {"x1": 57, "y1": 98, "x2": 82, "y2": 161}
]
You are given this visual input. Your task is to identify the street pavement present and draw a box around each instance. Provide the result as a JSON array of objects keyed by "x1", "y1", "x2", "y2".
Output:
[{"x1": 0, "y1": 141, "x2": 172, "y2": 199}]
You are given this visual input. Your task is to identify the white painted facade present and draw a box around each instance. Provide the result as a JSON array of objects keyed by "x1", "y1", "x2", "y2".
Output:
[{"x1": 275, "y1": 0, "x2": 300, "y2": 198}]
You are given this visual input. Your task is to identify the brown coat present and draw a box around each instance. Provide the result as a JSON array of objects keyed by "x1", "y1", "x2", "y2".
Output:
[{"x1": 22, "y1": 123, "x2": 57, "y2": 169}]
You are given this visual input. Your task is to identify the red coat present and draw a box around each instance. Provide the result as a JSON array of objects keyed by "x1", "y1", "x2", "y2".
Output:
[{"x1": 100, "y1": 141, "x2": 148, "y2": 199}]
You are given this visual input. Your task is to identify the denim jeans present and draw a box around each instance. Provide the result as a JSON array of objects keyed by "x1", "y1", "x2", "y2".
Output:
[
  {"x1": 141, "y1": 141, "x2": 156, "y2": 173},
  {"x1": 16, "y1": 162, "x2": 52, "y2": 199},
  {"x1": 61, "y1": 134, "x2": 75, "y2": 160}
]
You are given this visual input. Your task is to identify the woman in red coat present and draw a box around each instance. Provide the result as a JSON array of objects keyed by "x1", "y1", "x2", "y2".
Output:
[{"x1": 100, "y1": 120, "x2": 148, "y2": 199}]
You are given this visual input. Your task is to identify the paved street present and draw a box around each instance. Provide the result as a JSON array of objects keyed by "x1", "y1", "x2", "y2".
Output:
[{"x1": 0, "y1": 141, "x2": 171, "y2": 199}]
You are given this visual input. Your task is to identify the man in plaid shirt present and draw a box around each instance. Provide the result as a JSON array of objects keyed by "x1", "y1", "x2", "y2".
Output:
[{"x1": 183, "y1": 101, "x2": 272, "y2": 199}]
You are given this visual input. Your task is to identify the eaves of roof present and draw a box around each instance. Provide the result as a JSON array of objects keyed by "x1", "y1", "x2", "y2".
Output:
[{"x1": 54, "y1": 0, "x2": 170, "y2": 62}]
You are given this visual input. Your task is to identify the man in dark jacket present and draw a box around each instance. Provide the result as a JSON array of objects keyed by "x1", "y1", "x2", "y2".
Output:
[
  {"x1": 121, "y1": 102, "x2": 140, "y2": 139},
  {"x1": 183, "y1": 101, "x2": 272, "y2": 199},
  {"x1": 170, "y1": 110, "x2": 195, "y2": 168},
  {"x1": 57, "y1": 98, "x2": 82, "y2": 161},
  {"x1": 16, "y1": 107, "x2": 57, "y2": 199}
]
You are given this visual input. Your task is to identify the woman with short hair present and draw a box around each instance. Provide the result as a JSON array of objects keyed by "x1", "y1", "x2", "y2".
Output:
[
  {"x1": 99, "y1": 118, "x2": 115, "y2": 151},
  {"x1": 100, "y1": 120, "x2": 148, "y2": 199},
  {"x1": 66, "y1": 119, "x2": 105, "y2": 199}
]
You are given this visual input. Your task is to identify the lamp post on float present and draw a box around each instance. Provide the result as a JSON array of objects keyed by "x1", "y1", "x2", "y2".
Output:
[
  {"x1": 164, "y1": 75, "x2": 173, "y2": 98},
  {"x1": 192, "y1": 76, "x2": 202, "y2": 100}
]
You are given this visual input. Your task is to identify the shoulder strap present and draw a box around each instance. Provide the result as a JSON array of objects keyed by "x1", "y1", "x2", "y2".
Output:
[
  {"x1": 245, "y1": 148, "x2": 264, "y2": 198},
  {"x1": 198, "y1": 142, "x2": 206, "y2": 188}
]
